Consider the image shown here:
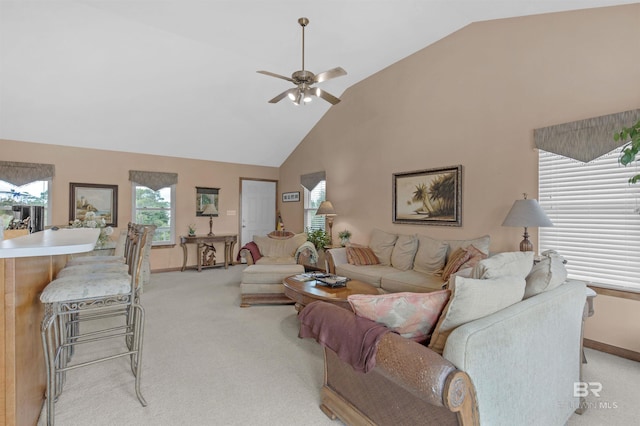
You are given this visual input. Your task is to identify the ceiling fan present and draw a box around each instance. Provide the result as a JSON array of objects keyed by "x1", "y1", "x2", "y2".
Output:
[{"x1": 258, "y1": 17, "x2": 347, "y2": 106}]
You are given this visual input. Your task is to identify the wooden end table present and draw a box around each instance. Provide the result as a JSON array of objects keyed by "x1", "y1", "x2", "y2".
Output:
[{"x1": 283, "y1": 276, "x2": 380, "y2": 312}]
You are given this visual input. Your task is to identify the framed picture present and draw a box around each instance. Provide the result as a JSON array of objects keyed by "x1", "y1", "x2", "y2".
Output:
[
  {"x1": 69, "y1": 183, "x2": 118, "y2": 226},
  {"x1": 392, "y1": 165, "x2": 462, "y2": 226},
  {"x1": 196, "y1": 187, "x2": 219, "y2": 216},
  {"x1": 282, "y1": 191, "x2": 300, "y2": 203}
]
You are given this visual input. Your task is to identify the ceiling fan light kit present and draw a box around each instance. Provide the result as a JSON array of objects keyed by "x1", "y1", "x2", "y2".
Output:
[{"x1": 258, "y1": 17, "x2": 347, "y2": 106}]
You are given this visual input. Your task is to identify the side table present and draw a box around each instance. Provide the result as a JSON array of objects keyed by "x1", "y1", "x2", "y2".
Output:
[{"x1": 180, "y1": 234, "x2": 237, "y2": 272}]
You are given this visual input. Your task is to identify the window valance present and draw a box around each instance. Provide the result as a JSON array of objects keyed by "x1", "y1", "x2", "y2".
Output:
[
  {"x1": 300, "y1": 171, "x2": 326, "y2": 191},
  {"x1": 0, "y1": 161, "x2": 55, "y2": 186},
  {"x1": 129, "y1": 170, "x2": 178, "y2": 191},
  {"x1": 534, "y1": 109, "x2": 640, "y2": 163}
]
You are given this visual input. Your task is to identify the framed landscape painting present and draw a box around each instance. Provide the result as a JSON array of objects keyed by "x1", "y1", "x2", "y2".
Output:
[
  {"x1": 393, "y1": 165, "x2": 462, "y2": 226},
  {"x1": 69, "y1": 183, "x2": 118, "y2": 226}
]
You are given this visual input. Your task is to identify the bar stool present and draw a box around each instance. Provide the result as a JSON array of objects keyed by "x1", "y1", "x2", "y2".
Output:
[
  {"x1": 64, "y1": 222, "x2": 135, "y2": 266},
  {"x1": 40, "y1": 225, "x2": 151, "y2": 425}
]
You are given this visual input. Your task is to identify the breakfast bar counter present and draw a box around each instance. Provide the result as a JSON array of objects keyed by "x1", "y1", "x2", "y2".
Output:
[{"x1": 0, "y1": 228, "x2": 99, "y2": 426}]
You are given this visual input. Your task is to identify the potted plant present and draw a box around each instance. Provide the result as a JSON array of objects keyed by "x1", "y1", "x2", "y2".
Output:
[
  {"x1": 338, "y1": 229, "x2": 352, "y2": 246},
  {"x1": 306, "y1": 228, "x2": 331, "y2": 251},
  {"x1": 616, "y1": 119, "x2": 640, "y2": 184}
]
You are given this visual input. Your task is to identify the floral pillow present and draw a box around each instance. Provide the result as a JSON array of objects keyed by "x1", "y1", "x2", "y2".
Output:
[{"x1": 348, "y1": 290, "x2": 450, "y2": 342}]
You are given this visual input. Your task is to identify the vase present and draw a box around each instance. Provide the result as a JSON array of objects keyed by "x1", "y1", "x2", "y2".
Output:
[{"x1": 340, "y1": 237, "x2": 350, "y2": 247}]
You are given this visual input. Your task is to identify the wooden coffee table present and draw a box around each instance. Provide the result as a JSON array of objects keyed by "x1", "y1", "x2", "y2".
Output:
[{"x1": 283, "y1": 276, "x2": 380, "y2": 312}]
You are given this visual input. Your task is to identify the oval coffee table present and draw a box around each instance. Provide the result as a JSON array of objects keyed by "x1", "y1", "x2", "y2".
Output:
[{"x1": 283, "y1": 276, "x2": 380, "y2": 312}]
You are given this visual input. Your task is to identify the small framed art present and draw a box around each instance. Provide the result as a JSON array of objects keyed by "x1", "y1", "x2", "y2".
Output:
[{"x1": 282, "y1": 191, "x2": 300, "y2": 202}]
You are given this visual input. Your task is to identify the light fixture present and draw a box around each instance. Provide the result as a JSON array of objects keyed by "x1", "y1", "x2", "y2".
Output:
[
  {"x1": 315, "y1": 201, "x2": 336, "y2": 246},
  {"x1": 202, "y1": 203, "x2": 218, "y2": 236},
  {"x1": 502, "y1": 193, "x2": 553, "y2": 252}
]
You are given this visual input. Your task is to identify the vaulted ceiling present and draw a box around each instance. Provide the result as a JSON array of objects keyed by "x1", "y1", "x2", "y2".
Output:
[{"x1": 1, "y1": 1, "x2": 635, "y2": 167}]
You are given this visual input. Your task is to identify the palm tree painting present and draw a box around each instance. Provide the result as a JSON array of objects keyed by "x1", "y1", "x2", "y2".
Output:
[{"x1": 394, "y1": 165, "x2": 462, "y2": 226}]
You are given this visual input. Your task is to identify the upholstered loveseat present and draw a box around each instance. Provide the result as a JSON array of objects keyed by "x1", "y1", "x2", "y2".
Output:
[
  {"x1": 302, "y1": 251, "x2": 587, "y2": 426},
  {"x1": 326, "y1": 229, "x2": 490, "y2": 293}
]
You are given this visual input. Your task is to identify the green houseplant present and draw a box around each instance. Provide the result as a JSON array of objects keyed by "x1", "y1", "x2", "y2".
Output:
[
  {"x1": 616, "y1": 119, "x2": 640, "y2": 184},
  {"x1": 338, "y1": 229, "x2": 352, "y2": 246},
  {"x1": 306, "y1": 228, "x2": 331, "y2": 250}
]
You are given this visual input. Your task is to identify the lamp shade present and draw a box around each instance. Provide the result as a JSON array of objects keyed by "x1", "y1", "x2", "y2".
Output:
[
  {"x1": 202, "y1": 204, "x2": 218, "y2": 216},
  {"x1": 315, "y1": 201, "x2": 336, "y2": 216},
  {"x1": 502, "y1": 199, "x2": 553, "y2": 228}
]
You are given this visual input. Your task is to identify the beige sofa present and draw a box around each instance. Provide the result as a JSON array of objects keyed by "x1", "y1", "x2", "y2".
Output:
[
  {"x1": 326, "y1": 229, "x2": 490, "y2": 293},
  {"x1": 305, "y1": 250, "x2": 585, "y2": 425}
]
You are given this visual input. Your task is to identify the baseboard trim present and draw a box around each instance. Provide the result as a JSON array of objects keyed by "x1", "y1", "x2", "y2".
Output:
[
  {"x1": 151, "y1": 267, "x2": 182, "y2": 273},
  {"x1": 584, "y1": 338, "x2": 640, "y2": 362}
]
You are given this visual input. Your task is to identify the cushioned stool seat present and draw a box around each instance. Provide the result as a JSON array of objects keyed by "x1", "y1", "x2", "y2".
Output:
[{"x1": 240, "y1": 264, "x2": 304, "y2": 307}]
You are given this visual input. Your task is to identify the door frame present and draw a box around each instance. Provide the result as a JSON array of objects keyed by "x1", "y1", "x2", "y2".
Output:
[{"x1": 239, "y1": 177, "x2": 278, "y2": 247}]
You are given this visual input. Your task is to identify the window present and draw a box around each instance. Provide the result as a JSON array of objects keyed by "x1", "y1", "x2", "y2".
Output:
[
  {"x1": 0, "y1": 179, "x2": 50, "y2": 227},
  {"x1": 538, "y1": 147, "x2": 640, "y2": 291},
  {"x1": 132, "y1": 183, "x2": 175, "y2": 246},
  {"x1": 304, "y1": 180, "x2": 326, "y2": 232}
]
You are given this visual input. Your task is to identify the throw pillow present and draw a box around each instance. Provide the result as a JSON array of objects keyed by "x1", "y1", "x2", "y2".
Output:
[
  {"x1": 442, "y1": 247, "x2": 472, "y2": 282},
  {"x1": 346, "y1": 246, "x2": 380, "y2": 266},
  {"x1": 368, "y1": 229, "x2": 398, "y2": 266},
  {"x1": 391, "y1": 234, "x2": 419, "y2": 271},
  {"x1": 428, "y1": 275, "x2": 526, "y2": 354},
  {"x1": 459, "y1": 244, "x2": 488, "y2": 270},
  {"x1": 413, "y1": 235, "x2": 449, "y2": 275},
  {"x1": 524, "y1": 250, "x2": 568, "y2": 299},
  {"x1": 447, "y1": 235, "x2": 490, "y2": 259},
  {"x1": 472, "y1": 251, "x2": 534, "y2": 280},
  {"x1": 348, "y1": 290, "x2": 450, "y2": 342}
]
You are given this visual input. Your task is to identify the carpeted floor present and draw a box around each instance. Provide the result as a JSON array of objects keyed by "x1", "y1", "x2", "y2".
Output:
[{"x1": 38, "y1": 267, "x2": 639, "y2": 425}]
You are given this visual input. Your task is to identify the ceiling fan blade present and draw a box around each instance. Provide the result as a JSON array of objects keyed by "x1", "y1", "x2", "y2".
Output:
[
  {"x1": 268, "y1": 88, "x2": 297, "y2": 104},
  {"x1": 257, "y1": 70, "x2": 295, "y2": 83},
  {"x1": 314, "y1": 67, "x2": 347, "y2": 83},
  {"x1": 315, "y1": 88, "x2": 341, "y2": 105}
]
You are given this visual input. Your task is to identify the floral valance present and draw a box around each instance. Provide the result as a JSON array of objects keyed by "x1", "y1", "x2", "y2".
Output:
[
  {"x1": 534, "y1": 109, "x2": 640, "y2": 163},
  {"x1": 300, "y1": 171, "x2": 326, "y2": 191},
  {"x1": 129, "y1": 170, "x2": 178, "y2": 191},
  {"x1": 0, "y1": 161, "x2": 55, "y2": 186}
]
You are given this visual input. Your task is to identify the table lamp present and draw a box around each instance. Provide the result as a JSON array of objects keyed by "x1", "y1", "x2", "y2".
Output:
[
  {"x1": 502, "y1": 194, "x2": 553, "y2": 252},
  {"x1": 315, "y1": 201, "x2": 336, "y2": 245},
  {"x1": 202, "y1": 203, "x2": 218, "y2": 236}
]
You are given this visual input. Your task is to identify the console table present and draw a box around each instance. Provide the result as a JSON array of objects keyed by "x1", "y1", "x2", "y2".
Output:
[{"x1": 180, "y1": 234, "x2": 237, "y2": 272}]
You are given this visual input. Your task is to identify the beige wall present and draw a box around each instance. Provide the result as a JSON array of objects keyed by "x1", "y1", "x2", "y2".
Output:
[
  {"x1": 0, "y1": 139, "x2": 278, "y2": 270},
  {"x1": 279, "y1": 5, "x2": 640, "y2": 352}
]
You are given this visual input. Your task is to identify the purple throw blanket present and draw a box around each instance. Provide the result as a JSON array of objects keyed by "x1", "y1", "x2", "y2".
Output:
[
  {"x1": 298, "y1": 301, "x2": 391, "y2": 373},
  {"x1": 237, "y1": 241, "x2": 261, "y2": 262}
]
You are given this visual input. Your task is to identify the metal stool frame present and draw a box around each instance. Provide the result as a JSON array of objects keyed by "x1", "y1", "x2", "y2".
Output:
[{"x1": 40, "y1": 225, "x2": 152, "y2": 425}]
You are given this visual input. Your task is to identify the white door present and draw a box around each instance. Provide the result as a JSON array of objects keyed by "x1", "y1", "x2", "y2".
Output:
[{"x1": 241, "y1": 179, "x2": 276, "y2": 247}]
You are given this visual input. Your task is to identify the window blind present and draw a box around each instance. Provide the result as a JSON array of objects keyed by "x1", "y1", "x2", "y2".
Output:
[
  {"x1": 304, "y1": 180, "x2": 326, "y2": 232},
  {"x1": 539, "y1": 148, "x2": 640, "y2": 290}
]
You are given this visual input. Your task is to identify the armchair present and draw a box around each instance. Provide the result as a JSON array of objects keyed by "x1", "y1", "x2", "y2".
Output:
[{"x1": 239, "y1": 231, "x2": 317, "y2": 266}]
